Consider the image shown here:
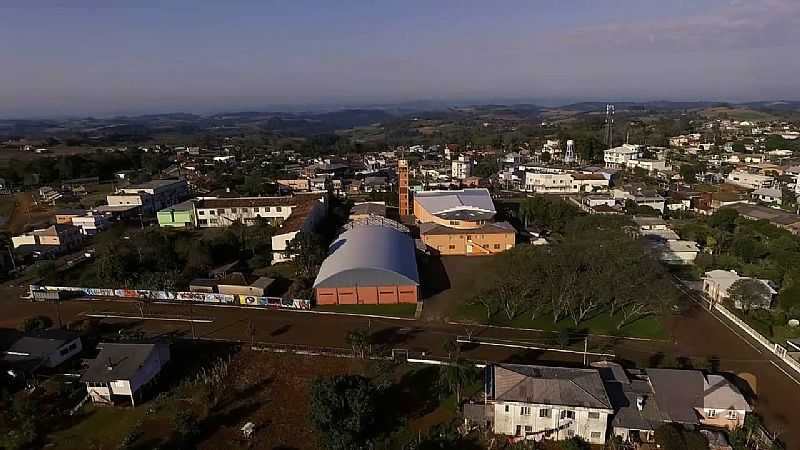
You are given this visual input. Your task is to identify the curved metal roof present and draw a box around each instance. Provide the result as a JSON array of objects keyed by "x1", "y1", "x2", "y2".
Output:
[{"x1": 313, "y1": 225, "x2": 419, "y2": 289}]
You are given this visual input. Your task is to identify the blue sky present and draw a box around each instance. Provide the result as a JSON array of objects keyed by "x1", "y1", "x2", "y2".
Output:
[{"x1": 0, "y1": 0, "x2": 798, "y2": 117}]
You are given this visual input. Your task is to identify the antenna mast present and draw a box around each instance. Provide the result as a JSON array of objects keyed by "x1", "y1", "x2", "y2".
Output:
[{"x1": 605, "y1": 104, "x2": 615, "y2": 148}]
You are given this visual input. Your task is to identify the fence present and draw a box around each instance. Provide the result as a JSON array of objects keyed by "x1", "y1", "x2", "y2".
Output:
[
  {"x1": 29, "y1": 284, "x2": 311, "y2": 310},
  {"x1": 709, "y1": 299, "x2": 800, "y2": 377}
]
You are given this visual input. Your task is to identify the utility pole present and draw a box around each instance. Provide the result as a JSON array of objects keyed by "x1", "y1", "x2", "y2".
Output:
[
  {"x1": 189, "y1": 303, "x2": 196, "y2": 340},
  {"x1": 583, "y1": 336, "x2": 588, "y2": 366}
]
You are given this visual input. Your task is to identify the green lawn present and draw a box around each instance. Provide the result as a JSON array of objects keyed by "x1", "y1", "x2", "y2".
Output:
[
  {"x1": 48, "y1": 404, "x2": 149, "y2": 450},
  {"x1": 316, "y1": 303, "x2": 418, "y2": 318},
  {"x1": 454, "y1": 303, "x2": 668, "y2": 339}
]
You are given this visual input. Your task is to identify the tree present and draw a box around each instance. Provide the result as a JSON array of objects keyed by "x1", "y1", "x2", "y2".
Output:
[
  {"x1": 20, "y1": 315, "x2": 53, "y2": 332},
  {"x1": 728, "y1": 278, "x2": 772, "y2": 312},
  {"x1": 286, "y1": 231, "x2": 326, "y2": 281},
  {"x1": 708, "y1": 208, "x2": 739, "y2": 233},
  {"x1": 562, "y1": 436, "x2": 590, "y2": 450},
  {"x1": 679, "y1": 164, "x2": 699, "y2": 183},
  {"x1": 310, "y1": 375, "x2": 377, "y2": 450},
  {"x1": 346, "y1": 328, "x2": 371, "y2": 359},
  {"x1": 438, "y1": 357, "x2": 477, "y2": 407}
]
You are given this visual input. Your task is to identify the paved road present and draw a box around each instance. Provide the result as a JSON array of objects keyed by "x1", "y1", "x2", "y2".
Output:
[{"x1": 1, "y1": 289, "x2": 799, "y2": 447}]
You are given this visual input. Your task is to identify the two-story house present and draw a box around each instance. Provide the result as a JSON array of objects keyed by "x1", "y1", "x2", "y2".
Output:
[{"x1": 480, "y1": 364, "x2": 613, "y2": 445}]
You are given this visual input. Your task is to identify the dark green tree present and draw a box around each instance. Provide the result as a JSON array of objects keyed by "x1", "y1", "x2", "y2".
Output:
[{"x1": 310, "y1": 375, "x2": 378, "y2": 450}]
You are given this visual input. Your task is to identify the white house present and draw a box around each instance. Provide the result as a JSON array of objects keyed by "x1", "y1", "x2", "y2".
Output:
[
  {"x1": 702, "y1": 270, "x2": 777, "y2": 309},
  {"x1": 451, "y1": 156, "x2": 473, "y2": 180},
  {"x1": 604, "y1": 144, "x2": 642, "y2": 168},
  {"x1": 271, "y1": 195, "x2": 328, "y2": 264},
  {"x1": 480, "y1": 364, "x2": 612, "y2": 445},
  {"x1": 2, "y1": 330, "x2": 83, "y2": 371},
  {"x1": 658, "y1": 240, "x2": 700, "y2": 265},
  {"x1": 700, "y1": 374, "x2": 752, "y2": 429},
  {"x1": 70, "y1": 214, "x2": 111, "y2": 236},
  {"x1": 82, "y1": 342, "x2": 170, "y2": 406},
  {"x1": 524, "y1": 172, "x2": 609, "y2": 194},
  {"x1": 751, "y1": 187, "x2": 782, "y2": 206},
  {"x1": 726, "y1": 171, "x2": 774, "y2": 190}
]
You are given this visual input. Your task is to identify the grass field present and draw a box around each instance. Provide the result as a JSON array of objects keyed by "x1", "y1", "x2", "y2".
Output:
[
  {"x1": 49, "y1": 405, "x2": 152, "y2": 450},
  {"x1": 454, "y1": 303, "x2": 668, "y2": 339},
  {"x1": 316, "y1": 303, "x2": 418, "y2": 318}
]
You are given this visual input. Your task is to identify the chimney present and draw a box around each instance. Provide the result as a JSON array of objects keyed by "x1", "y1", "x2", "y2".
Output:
[
  {"x1": 636, "y1": 396, "x2": 645, "y2": 411},
  {"x1": 107, "y1": 357, "x2": 114, "y2": 371}
]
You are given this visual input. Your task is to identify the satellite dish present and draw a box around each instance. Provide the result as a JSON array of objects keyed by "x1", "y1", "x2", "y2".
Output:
[{"x1": 788, "y1": 319, "x2": 799, "y2": 328}]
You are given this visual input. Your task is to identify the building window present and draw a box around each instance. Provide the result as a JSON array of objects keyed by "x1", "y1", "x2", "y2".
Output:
[
  {"x1": 198, "y1": 219, "x2": 208, "y2": 226},
  {"x1": 539, "y1": 408, "x2": 550, "y2": 418},
  {"x1": 450, "y1": 220, "x2": 459, "y2": 226},
  {"x1": 560, "y1": 410, "x2": 575, "y2": 420},
  {"x1": 520, "y1": 406, "x2": 531, "y2": 416},
  {"x1": 449, "y1": 245, "x2": 455, "y2": 250},
  {"x1": 726, "y1": 411, "x2": 737, "y2": 420},
  {"x1": 524, "y1": 425, "x2": 533, "y2": 433},
  {"x1": 242, "y1": 208, "x2": 249, "y2": 213},
  {"x1": 198, "y1": 210, "x2": 205, "y2": 215},
  {"x1": 230, "y1": 208, "x2": 237, "y2": 213},
  {"x1": 504, "y1": 405, "x2": 510, "y2": 413},
  {"x1": 588, "y1": 412, "x2": 600, "y2": 420},
  {"x1": 591, "y1": 432, "x2": 602, "y2": 440},
  {"x1": 276, "y1": 206, "x2": 282, "y2": 212},
  {"x1": 494, "y1": 244, "x2": 501, "y2": 249},
  {"x1": 217, "y1": 209, "x2": 224, "y2": 215},
  {"x1": 707, "y1": 409, "x2": 717, "y2": 418},
  {"x1": 209, "y1": 210, "x2": 215, "y2": 215}
]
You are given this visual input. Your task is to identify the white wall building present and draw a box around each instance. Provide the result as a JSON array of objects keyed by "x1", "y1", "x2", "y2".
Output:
[
  {"x1": 82, "y1": 342, "x2": 170, "y2": 406},
  {"x1": 702, "y1": 270, "x2": 777, "y2": 309},
  {"x1": 451, "y1": 155, "x2": 473, "y2": 180},
  {"x1": 604, "y1": 144, "x2": 642, "y2": 168},
  {"x1": 726, "y1": 171, "x2": 774, "y2": 190},
  {"x1": 482, "y1": 364, "x2": 612, "y2": 445},
  {"x1": 524, "y1": 172, "x2": 609, "y2": 194}
]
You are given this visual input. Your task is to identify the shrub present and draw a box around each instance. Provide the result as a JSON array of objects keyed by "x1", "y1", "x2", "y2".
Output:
[{"x1": 20, "y1": 315, "x2": 53, "y2": 332}]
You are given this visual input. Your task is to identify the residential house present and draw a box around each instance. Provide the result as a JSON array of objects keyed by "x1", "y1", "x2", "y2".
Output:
[
  {"x1": 524, "y1": 172, "x2": 609, "y2": 194},
  {"x1": 726, "y1": 203, "x2": 800, "y2": 235},
  {"x1": 277, "y1": 178, "x2": 311, "y2": 193},
  {"x1": 2, "y1": 329, "x2": 82, "y2": 373},
  {"x1": 701, "y1": 374, "x2": 752, "y2": 429},
  {"x1": 751, "y1": 187, "x2": 782, "y2": 206},
  {"x1": 82, "y1": 342, "x2": 170, "y2": 406},
  {"x1": 604, "y1": 144, "x2": 642, "y2": 169},
  {"x1": 271, "y1": 194, "x2": 329, "y2": 264},
  {"x1": 726, "y1": 171, "x2": 774, "y2": 190},
  {"x1": 474, "y1": 364, "x2": 613, "y2": 444},
  {"x1": 703, "y1": 270, "x2": 777, "y2": 309},
  {"x1": 106, "y1": 179, "x2": 189, "y2": 215},
  {"x1": 451, "y1": 155, "x2": 473, "y2": 180},
  {"x1": 611, "y1": 185, "x2": 666, "y2": 214},
  {"x1": 71, "y1": 214, "x2": 111, "y2": 236},
  {"x1": 156, "y1": 200, "x2": 197, "y2": 228},
  {"x1": 12, "y1": 224, "x2": 82, "y2": 251},
  {"x1": 658, "y1": 240, "x2": 700, "y2": 265}
]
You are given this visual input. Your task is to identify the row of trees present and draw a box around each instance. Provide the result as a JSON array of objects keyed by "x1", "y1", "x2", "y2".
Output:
[{"x1": 472, "y1": 214, "x2": 678, "y2": 330}]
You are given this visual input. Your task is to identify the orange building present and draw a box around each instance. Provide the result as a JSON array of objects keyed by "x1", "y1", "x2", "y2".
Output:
[
  {"x1": 313, "y1": 222, "x2": 419, "y2": 306},
  {"x1": 413, "y1": 188, "x2": 515, "y2": 255}
]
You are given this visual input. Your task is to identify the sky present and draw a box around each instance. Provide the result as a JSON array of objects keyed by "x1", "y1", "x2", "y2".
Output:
[{"x1": 0, "y1": 0, "x2": 799, "y2": 117}]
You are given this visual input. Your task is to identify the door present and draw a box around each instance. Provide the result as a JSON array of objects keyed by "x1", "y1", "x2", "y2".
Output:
[{"x1": 515, "y1": 425, "x2": 522, "y2": 436}]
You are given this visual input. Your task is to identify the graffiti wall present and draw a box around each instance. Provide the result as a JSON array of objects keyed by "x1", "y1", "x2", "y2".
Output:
[{"x1": 29, "y1": 285, "x2": 311, "y2": 310}]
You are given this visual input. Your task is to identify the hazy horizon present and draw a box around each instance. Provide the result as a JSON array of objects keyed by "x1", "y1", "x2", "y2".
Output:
[{"x1": 1, "y1": 0, "x2": 799, "y2": 118}]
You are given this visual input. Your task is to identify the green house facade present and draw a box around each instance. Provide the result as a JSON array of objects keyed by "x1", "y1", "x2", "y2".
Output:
[{"x1": 157, "y1": 200, "x2": 196, "y2": 228}]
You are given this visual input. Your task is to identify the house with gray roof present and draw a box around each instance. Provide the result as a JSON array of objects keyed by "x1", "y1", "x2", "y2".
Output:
[
  {"x1": 81, "y1": 341, "x2": 170, "y2": 406},
  {"x1": 477, "y1": 364, "x2": 613, "y2": 444}
]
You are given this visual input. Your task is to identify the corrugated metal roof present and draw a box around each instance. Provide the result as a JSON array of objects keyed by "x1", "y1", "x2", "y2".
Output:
[
  {"x1": 414, "y1": 188, "x2": 496, "y2": 215},
  {"x1": 313, "y1": 225, "x2": 419, "y2": 289}
]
